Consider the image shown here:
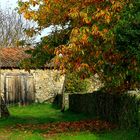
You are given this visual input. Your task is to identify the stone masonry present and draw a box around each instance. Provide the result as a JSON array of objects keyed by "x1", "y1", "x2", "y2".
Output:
[{"x1": 0, "y1": 69, "x2": 65, "y2": 103}]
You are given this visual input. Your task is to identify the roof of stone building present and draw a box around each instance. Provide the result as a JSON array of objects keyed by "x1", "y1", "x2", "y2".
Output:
[
  {"x1": 0, "y1": 47, "x2": 31, "y2": 68},
  {"x1": 0, "y1": 47, "x2": 54, "y2": 69}
]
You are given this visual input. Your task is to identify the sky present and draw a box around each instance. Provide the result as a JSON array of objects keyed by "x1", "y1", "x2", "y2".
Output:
[{"x1": 0, "y1": 0, "x2": 18, "y2": 9}]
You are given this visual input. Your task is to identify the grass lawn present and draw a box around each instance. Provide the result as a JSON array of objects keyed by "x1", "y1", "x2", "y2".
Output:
[{"x1": 0, "y1": 103, "x2": 139, "y2": 140}]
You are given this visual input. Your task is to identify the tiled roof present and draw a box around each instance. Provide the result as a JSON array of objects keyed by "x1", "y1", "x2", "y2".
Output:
[{"x1": 0, "y1": 48, "x2": 30, "y2": 68}]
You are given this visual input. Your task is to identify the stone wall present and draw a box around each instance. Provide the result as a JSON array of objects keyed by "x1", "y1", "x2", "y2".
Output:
[
  {"x1": 0, "y1": 69, "x2": 65, "y2": 103},
  {"x1": 33, "y1": 69, "x2": 65, "y2": 102},
  {"x1": 86, "y1": 74, "x2": 103, "y2": 93}
]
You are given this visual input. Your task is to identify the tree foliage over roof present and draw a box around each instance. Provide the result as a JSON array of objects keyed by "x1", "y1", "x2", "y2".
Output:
[{"x1": 18, "y1": 0, "x2": 140, "y2": 92}]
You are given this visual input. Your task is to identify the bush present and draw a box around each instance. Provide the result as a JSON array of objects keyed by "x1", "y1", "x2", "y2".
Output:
[{"x1": 65, "y1": 73, "x2": 90, "y2": 93}]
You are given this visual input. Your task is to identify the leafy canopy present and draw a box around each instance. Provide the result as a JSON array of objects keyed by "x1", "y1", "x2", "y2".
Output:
[{"x1": 18, "y1": 0, "x2": 140, "y2": 92}]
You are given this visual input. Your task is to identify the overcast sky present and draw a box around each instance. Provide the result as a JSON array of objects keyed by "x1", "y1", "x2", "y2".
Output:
[{"x1": 0, "y1": 0, "x2": 18, "y2": 9}]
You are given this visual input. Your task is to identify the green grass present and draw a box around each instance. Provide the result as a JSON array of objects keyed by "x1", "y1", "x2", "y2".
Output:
[
  {"x1": 0, "y1": 103, "x2": 91, "y2": 127},
  {"x1": 0, "y1": 103, "x2": 139, "y2": 140},
  {"x1": 0, "y1": 130, "x2": 139, "y2": 140},
  {"x1": 5, "y1": 132, "x2": 44, "y2": 140},
  {"x1": 47, "y1": 130, "x2": 140, "y2": 140}
]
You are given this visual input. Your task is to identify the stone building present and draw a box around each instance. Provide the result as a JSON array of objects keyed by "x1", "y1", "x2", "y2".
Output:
[{"x1": 0, "y1": 48, "x2": 65, "y2": 104}]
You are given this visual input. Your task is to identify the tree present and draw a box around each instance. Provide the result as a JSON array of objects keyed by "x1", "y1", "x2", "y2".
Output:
[
  {"x1": 103, "y1": 0, "x2": 140, "y2": 92},
  {"x1": 18, "y1": 0, "x2": 140, "y2": 93},
  {"x1": 0, "y1": 7, "x2": 35, "y2": 47},
  {"x1": 20, "y1": 27, "x2": 70, "y2": 69}
]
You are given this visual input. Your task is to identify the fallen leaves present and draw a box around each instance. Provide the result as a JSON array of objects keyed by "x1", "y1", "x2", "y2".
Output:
[{"x1": 8, "y1": 119, "x2": 117, "y2": 136}]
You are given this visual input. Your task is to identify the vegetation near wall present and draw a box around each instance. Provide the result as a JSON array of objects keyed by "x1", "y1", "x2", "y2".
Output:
[
  {"x1": 69, "y1": 91, "x2": 140, "y2": 128},
  {"x1": 65, "y1": 73, "x2": 90, "y2": 93}
]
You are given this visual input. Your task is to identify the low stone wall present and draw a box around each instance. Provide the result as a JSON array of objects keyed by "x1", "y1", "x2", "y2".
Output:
[{"x1": 0, "y1": 69, "x2": 65, "y2": 103}]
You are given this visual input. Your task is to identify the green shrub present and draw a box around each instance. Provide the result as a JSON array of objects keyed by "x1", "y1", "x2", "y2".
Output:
[{"x1": 65, "y1": 73, "x2": 90, "y2": 93}]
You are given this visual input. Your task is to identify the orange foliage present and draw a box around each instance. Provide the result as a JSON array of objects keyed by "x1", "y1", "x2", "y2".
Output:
[{"x1": 18, "y1": 0, "x2": 129, "y2": 86}]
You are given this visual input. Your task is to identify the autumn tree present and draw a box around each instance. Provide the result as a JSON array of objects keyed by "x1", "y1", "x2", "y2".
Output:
[
  {"x1": 18, "y1": 0, "x2": 140, "y2": 93},
  {"x1": 20, "y1": 27, "x2": 70, "y2": 69}
]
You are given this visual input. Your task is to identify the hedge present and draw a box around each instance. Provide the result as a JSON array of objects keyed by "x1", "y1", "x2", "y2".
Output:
[{"x1": 69, "y1": 91, "x2": 140, "y2": 128}]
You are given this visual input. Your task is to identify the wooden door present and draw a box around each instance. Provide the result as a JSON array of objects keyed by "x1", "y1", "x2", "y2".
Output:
[{"x1": 4, "y1": 74, "x2": 35, "y2": 105}]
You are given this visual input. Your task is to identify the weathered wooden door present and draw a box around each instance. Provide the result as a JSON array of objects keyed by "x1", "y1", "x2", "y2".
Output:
[{"x1": 4, "y1": 74, "x2": 35, "y2": 105}]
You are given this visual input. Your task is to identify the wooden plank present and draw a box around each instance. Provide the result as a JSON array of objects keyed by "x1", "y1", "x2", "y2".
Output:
[
  {"x1": 18, "y1": 76, "x2": 22, "y2": 106},
  {"x1": 5, "y1": 77, "x2": 9, "y2": 104},
  {"x1": 20, "y1": 75, "x2": 26, "y2": 105},
  {"x1": 7, "y1": 77, "x2": 13, "y2": 104},
  {"x1": 26, "y1": 76, "x2": 35, "y2": 103},
  {"x1": 11, "y1": 76, "x2": 15, "y2": 104}
]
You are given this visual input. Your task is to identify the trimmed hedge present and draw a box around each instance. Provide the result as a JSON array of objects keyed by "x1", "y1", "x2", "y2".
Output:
[{"x1": 69, "y1": 91, "x2": 140, "y2": 128}]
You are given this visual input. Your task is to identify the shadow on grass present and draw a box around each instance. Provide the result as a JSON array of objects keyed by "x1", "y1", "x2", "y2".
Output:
[{"x1": 0, "y1": 103, "x2": 94, "y2": 128}]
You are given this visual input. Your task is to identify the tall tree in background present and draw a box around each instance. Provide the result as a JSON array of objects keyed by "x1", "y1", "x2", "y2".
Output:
[
  {"x1": 0, "y1": 7, "x2": 35, "y2": 47},
  {"x1": 18, "y1": 0, "x2": 140, "y2": 92}
]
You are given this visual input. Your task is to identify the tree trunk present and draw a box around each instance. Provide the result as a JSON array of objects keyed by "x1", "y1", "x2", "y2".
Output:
[
  {"x1": 61, "y1": 75, "x2": 66, "y2": 112},
  {"x1": 0, "y1": 97, "x2": 10, "y2": 118}
]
